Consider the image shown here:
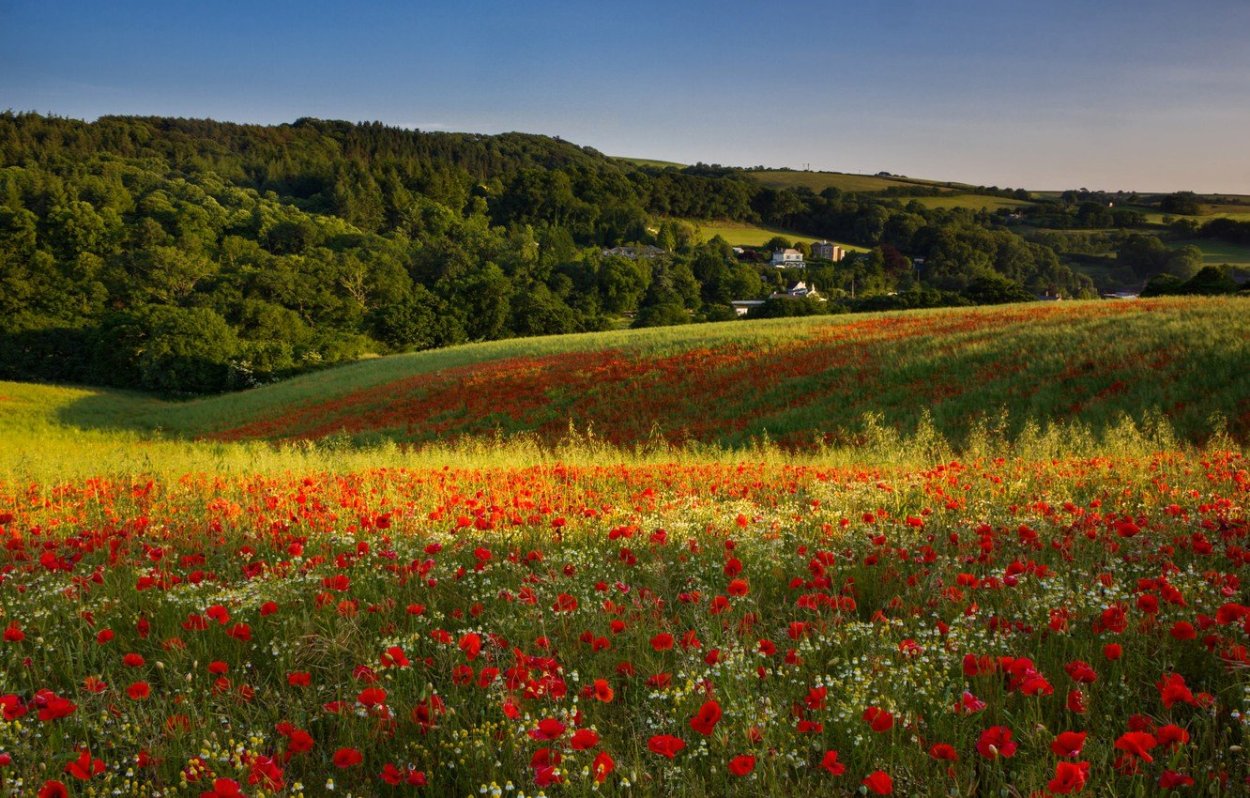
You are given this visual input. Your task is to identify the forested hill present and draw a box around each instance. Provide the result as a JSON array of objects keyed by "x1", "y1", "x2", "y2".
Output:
[{"x1": 1, "y1": 113, "x2": 1242, "y2": 395}]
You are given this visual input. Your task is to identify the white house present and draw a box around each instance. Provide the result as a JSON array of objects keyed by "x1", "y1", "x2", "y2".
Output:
[
  {"x1": 769, "y1": 281, "x2": 824, "y2": 301},
  {"x1": 770, "y1": 248, "x2": 805, "y2": 268}
]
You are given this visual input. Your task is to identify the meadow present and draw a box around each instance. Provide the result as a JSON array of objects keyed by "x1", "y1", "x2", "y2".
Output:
[
  {"x1": 745, "y1": 170, "x2": 958, "y2": 195},
  {"x1": 671, "y1": 219, "x2": 867, "y2": 250},
  {"x1": 1, "y1": 298, "x2": 1248, "y2": 797}
]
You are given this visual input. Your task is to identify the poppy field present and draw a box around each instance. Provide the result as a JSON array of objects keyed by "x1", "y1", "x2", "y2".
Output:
[
  {"x1": 1, "y1": 297, "x2": 1249, "y2": 796},
  {"x1": 1, "y1": 450, "x2": 1248, "y2": 797}
]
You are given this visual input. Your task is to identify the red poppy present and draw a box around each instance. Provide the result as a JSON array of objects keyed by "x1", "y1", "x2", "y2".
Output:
[
  {"x1": 1114, "y1": 731, "x2": 1157, "y2": 763},
  {"x1": 650, "y1": 633, "x2": 674, "y2": 651},
  {"x1": 1051, "y1": 731, "x2": 1087, "y2": 758},
  {"x1": 592, "y1": 678, "x2": 614, "y2": 702},
  {"x1": 819, "y1": 749, "x2": 846, "y2": 775},
  {"x1": 570, "y1": 728, "x2": 599, "y2": 750},
  {"x1": 728, "y1": 754, "x2": 755, "y2": 776},
  {"x1": 976, "y1": 726, "x2": 1017, "y2": 759},
  {"x1": 1159, "y1": 771, "x2": 1195, "y2": 789},
  {"x1": 591, "y1": 751, "x2": 615, "y2": 783},
  {"x1": 647, "y1": 734, "x2": 685, "y2": 759},
  {"x1": 37, "y1": 781, "x2": 69, "y2": 798},
  {"x1": 65, "y1": 750, "x2": 105, "y2": 780},
  {"x1": 862, "y1": 706, "x2": 894, "y2": 732},
  {"x1": 862, "y1": 770, "x2": 893, "y2": 794},
  {"x1": 1157, "y1": 673, "x2": 1196, "y2": 708},
  {"x1": 127, "y1": 681, "x2": 151, "y2": 700},
  {"x1": 529, "y1": 718, "x2": 566, "y2": 740},
  {"x1": 689, "y1": 700, "x2": 722, "y2": 736},
  {"x1": 1047, "y1": 761, "x2": 1090, "y2": 794},
  {"x1": 1156, "y1": 724, "x2": 1189, "y2": 749},
  {"x1": 333, "y1": 747, "x2": 363, "y2": 768},
  {"x1": 928, "y1": 743, "x2": 957, "y2": 761},
  {"x1": 199, "y1": 778, "x2": 245, "y2": 798}
]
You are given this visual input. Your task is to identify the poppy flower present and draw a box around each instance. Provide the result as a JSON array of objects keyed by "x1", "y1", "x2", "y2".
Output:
[
  {"x1": 1158, "y1": 771, "x2": 1195, "y2": 789},
  {"x1": 570, "y1": 728, "x2": 599, "y2": 750},
  {"x1": 592, "y1": 678, "x2": 614, "y2": 702},
  {"x1": 65, "y1": 750, "x2": 105, "y2": 780},
  {"x1": 1156, "y1": 724, "x2": 1189, "y2": 749},
  {"x1": 976, "y1": 726, "x2": 1017, "y2": 759},
  {"x1": 1157, "y1": 673, "x2": 1196, "y2": 708},
  {"x1": 650, "y1": 633, "x2": 674, "y2": 651},
  {"x1": 1114, "y1": 732, "x2": 1157, "y2": 763},
  {"x1": 1051, "y1": 731, "x2": 1087, "y2": 758},
  {"x1": 199, "y1": 778, "x2": 245, "y2": 798},
  {"x1": 127, "y1": 681, "x2": 151, "y2": 700},
  {"x1": 1047, "y1": 761, "x2": 1090, "y2": 794},
  {"x1": 862, "y1": 770, "x2": 893, "y2": 794},
  {"x1": 37, "y1": 781, "x2": 69, "y2": 798},
  {"x1": 863, "y1": 706, "x2": 894, "y2": 732},
  {"x1": 728, "y1": 754, "x2": 755, "y2": 776},
  {"x1": 689, "y1": 700, "x2": 722, "y2": 735},
  {"x1": 529, "y1": 718, "x2": 566, "y2": 740},
  {"x1": 333, "y1": 747, "x2": 363, "y2": 768},
  {"x1": 819, "y1": 749, "x2": 846, "y2": 775},
  {"x1": 591, "y1": 751, "x2": 615, "y2": 783},
  {"x1": 647, "y1": 734, "x2": 685, "y2": 759},
  {"x1": 928, "y1": 743, "x2": 957, "y2": 761}
]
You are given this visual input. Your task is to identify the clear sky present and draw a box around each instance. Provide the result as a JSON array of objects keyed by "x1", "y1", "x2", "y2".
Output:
[{"x1": 4, "y1": 0, "x2": 1249, "y2": 193}]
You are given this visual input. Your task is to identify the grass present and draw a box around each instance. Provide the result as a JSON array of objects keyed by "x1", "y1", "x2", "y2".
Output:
[
  {"x1": 3, "y1": 297, "x2": 1248, "y2": 484},
  {"x1": 1173, "y1": 237, "x2": 1250, "y2": 266},
  {"x1": 676, "y1": 218, "x2": 869, "y2": 250},
  {"x1": 1, "y1": 299, "x2": 1248, "y2": 796},
  {"x1": 613, "y1": 155, "x2": 687, "y2": 169},
  {"x1": 747, "y1": 170, "x2": 960, "y2": 194},
  {"x1": 908, "y1": 194, "x2": 1035, "y2": 212}
]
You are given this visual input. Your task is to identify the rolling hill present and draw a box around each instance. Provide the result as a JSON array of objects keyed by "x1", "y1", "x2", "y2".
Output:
[{"x1": 5, "y1": 297, "x2": 1246, "y2": 476}]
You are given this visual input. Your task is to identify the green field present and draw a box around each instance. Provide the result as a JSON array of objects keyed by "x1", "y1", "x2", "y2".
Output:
[
  {"x1": 4, "y1": 297, "x2": 1248, "y2": 483},
  {"x1": 1175, "y1": 237, "x2": 1250, "y2": 267},
  {"x1": 677, "y1": 218, "x2": 869, "y2": 250},
  {"x1": 613, "y1": 155, "x2": 687, "y2": 169},
  {"x1": 747, "y1": 169, "x2": 958, "y2": 194},
  {"x1": 909, "y1": 194, "x2": 1036, "y2": 212}
]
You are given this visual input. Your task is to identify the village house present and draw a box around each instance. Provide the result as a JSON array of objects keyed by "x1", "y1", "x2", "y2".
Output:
[
  {"x1": 769, "y1": 281, "x2": 824, "y2": 301},
  {"x1": 770, "y1": 248, "x2": 805, "y2": 268},
  {"x1": 810, "y1": 240, "x2": 845, "y2": 262}
]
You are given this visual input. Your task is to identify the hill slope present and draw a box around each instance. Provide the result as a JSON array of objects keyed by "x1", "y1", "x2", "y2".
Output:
[{"x1": 21, "y1": 297, "x2": 1249, "y2": 452}]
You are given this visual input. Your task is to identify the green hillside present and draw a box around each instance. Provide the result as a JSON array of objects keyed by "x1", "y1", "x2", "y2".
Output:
[
  {"x1": 747, "y1": 169, "x2": 958, "y2": 193},
  {"x1": 5, "y1": 298, "x2": 1247, "y2": 480}
]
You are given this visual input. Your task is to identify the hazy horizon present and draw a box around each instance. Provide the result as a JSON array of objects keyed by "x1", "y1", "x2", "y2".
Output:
[{"x1": 4, "y1": 0, "x2": 1248, "y2": 194}]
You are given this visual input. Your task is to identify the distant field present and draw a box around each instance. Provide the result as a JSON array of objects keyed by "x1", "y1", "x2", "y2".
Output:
[
  {"x1": 1175, "y1": 237, "x2": 1250, "y2": 267},
  {"x1": 747, "y1": 169, "x2": 958, "y2": 194},
  {"x1": 909, "y1": 194, "x2": 1036, "y2": 212},
  {"x1": 677, "y1": 218, "x2": 869, "y2": 251},
  {"x1": 614, "y1": 155, "x2": 686, "y2": 169},
  {"x1": 7, "y1": 297, "x2": 1247, "y2": 478}
]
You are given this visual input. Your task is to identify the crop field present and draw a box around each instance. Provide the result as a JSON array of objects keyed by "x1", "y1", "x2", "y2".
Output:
[
  {"x1": 908, "y1": 195, "x2": 1036, "y2": 213},
  {"x1": 1175, "y1": 239, "x2": 1250, "y2": 268},
  {"x1": 746, "y1": 170, "x2": 956, "y2": 195},
  {"x1": 673, "y1": 219, "x2": 845, "y2": 249},
  {"x1": 1, "y1": 298, "x2": 1249, "y2": 797},
  {"x1": 108, "y1": 297, "x2": 1250, "y2": 452}
]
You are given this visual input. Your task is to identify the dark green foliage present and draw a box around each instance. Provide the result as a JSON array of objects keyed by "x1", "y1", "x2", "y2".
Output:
[
  {"x1": 1143, "y1": 266, "x2": 1241, "y2": 297},
  {"x1": 0, "y1": 112, "x2": 1105, "y2": 394}
]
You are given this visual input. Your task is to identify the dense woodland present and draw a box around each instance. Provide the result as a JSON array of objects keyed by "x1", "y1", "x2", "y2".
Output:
[{"x1": 1, "y1": 112, "x2": 1246, "y2": 394}]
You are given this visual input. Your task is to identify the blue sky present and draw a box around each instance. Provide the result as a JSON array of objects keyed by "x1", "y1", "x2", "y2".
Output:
[{"x1": 4, "y1": 0, "x2": 1249, "y2": 192}]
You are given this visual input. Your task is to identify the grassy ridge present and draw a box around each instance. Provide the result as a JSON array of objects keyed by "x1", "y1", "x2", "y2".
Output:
[
  {"x1": 5, "y1": 298, "x2": 1245, "y2": 471},
  {"x1": 676, "y1": 218, "x2": 869, "y2": 250},
  {"x1": 747, "y1": 169, "x2": 959, "y2": 194}
]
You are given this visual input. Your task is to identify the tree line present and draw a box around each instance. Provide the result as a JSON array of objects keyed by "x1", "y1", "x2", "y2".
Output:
[{"x1": 0, "y1": 112, "x2": 1234, "y2": 394}]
